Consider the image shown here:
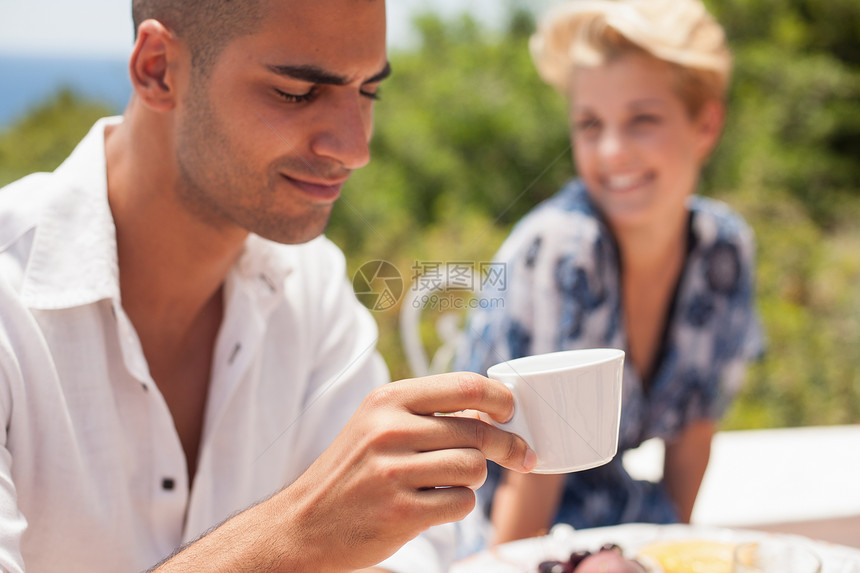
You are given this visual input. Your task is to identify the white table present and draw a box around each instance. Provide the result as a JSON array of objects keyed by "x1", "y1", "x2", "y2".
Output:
[
  {"x1": 451, "y1": 523, "x2": 860, "y2": 573},
  {"x1": 622, "y1": 425, "x2": 860, "y2": 527}
]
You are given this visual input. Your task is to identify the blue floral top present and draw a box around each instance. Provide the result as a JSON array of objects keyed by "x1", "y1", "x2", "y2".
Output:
[{"x1": 456, "y1": 179, "x2": 764, "y2": 529}]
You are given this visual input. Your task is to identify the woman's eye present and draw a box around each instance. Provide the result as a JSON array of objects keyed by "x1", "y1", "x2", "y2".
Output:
[
  {"x1": 274, "y1": 88, "x2": 316, "y2": 103},
  {"x1": 632, "y1": 114, "x2": 660, "y2": 125},
  {"x1": 576, "y1": 119, "x2": 600, "y2": 133}
]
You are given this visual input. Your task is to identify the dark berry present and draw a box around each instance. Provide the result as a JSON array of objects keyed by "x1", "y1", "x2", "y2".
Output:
[
  {"x1": 569, "y1": 550, "x2": 591, "y2": 568},
  {"x1": 538, "y1": 560, "x2": 573, "y2": 573}
]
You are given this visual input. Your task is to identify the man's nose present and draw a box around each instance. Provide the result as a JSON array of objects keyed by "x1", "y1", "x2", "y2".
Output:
[{"x1": 310, "y1": 94, "x2": 373, "y2": 170}]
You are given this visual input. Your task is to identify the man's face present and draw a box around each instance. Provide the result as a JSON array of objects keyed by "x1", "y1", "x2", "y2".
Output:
[{"x1": 174, "y1": 0, "x2": 388, "y2": 244}]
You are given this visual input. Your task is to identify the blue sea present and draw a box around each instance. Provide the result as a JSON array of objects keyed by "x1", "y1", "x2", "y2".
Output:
[{"x1": 0, "y1": 54, "x2": 132, "y2": 129}]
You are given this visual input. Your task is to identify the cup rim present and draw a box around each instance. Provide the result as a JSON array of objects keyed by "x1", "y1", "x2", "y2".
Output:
[{"x1": 487, "y1": 348, "x2": 625, "y2": 377}]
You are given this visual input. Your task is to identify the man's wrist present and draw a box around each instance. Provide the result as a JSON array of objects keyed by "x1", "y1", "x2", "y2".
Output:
[{"x1": 151, "y1": 495, "x2": 310, "y2": 572}]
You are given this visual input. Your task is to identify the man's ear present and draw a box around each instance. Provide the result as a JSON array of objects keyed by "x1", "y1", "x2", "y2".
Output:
[
  {"x1": 129, "y1": 19, "x2": 185, "y2": 112},
  {"x1": 695, "y1": 99, "x2": 726, "y2": 163}
]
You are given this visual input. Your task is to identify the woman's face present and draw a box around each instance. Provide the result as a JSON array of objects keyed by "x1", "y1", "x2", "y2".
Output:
[{"x1": 569, "y1": 53, "x2": 721, "y2": 233}]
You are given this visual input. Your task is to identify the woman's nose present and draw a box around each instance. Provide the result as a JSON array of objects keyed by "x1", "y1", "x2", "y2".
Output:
[{"x1": 597, "y1": 127, "x2": 626, "y2": 166}]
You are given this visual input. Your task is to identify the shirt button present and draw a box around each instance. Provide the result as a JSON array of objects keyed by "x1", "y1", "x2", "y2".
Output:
[
  {"x1": 161, "y1": 478, "x2": 176, "y2": 491},
  {"x1": 228, "y1": 343, "x2": 242, "y2": 365}
]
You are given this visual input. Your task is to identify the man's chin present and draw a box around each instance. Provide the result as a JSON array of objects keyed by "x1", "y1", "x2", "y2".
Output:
[{"x1": 252, "y1": 213, "x2": 332, "y2": 245}]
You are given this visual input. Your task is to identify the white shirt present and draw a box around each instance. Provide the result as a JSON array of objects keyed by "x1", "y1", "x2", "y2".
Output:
[{"x1": 0, "y1": 118, "x2": 450, "y2": 573}]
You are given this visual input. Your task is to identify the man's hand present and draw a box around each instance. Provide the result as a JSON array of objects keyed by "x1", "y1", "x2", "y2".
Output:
[
  {"x1": 154, "y1": 372, "x2": 535, "y2": 572},
  {"x1": 275, "y1": 372, "x2": 537, "y2": 571}
]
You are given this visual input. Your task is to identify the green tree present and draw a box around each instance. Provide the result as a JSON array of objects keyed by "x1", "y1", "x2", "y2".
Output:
[
  {"x1": 328, "y1": 10, "x2": 575, "y2": 382},
  {"x1": 0, "y1": 89, "x2": 114, "y2": 186},
  {"x1": 332, "y1": 5, "x2": 860, "y2": 429},
  {"x1": 704, "y1": 0, "x2": 860, "y2": 225}
]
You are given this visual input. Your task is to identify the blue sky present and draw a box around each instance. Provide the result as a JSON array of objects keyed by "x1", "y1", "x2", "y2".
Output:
[{"x1": 0, "y1": 0, "x2": 515, "y2": 57}]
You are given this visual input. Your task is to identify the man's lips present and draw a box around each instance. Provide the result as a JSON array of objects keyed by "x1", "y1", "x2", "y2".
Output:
[{"x1": 282, "y1": 174, "x2": 348, "y2": 202}]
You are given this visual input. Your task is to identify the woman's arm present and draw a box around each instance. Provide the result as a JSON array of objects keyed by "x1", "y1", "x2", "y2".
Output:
[
  {"x1": 491, "y1": 471, "x2": 566, "y2": 544},
  {"x1": 662, "y1": 419, "x2": 716, "y2": 523}
]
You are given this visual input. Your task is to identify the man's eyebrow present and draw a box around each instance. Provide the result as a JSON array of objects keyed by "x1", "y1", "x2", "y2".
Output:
[
  {"x1": 268, "y1": 62, "x2": 392, "y2": 86},
  {"x1": 366, "y1": 62, "x2": 392, "y2": 84},
  {"x1": 268, "y1": 64, "x2": 348, "y2": 85}
]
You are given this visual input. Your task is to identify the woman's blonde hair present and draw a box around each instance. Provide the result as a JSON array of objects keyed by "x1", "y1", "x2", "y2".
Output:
[{"x1": 530, "y1": 0, "x2": 732, "y2": 116}]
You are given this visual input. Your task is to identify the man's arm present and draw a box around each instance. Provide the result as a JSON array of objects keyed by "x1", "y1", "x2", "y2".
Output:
[
  {"x1": 153, "y1": 373, "x2": 536, "y2": 572},
  {"x1": 0, "y1": 343, "x2": 26, "y2": 573},
  {"x1": 0, "y1": 443, "x2": 25, "y2": 573}
]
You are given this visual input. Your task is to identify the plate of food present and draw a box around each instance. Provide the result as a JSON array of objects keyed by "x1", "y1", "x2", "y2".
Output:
[{"x1": 451, "y1": 523, "x2": 860, "y2": 573}]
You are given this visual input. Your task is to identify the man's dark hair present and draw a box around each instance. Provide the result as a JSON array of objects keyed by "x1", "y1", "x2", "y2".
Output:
[{"x1": 132, "y1": 0, "x2": 265, "y2": 75}]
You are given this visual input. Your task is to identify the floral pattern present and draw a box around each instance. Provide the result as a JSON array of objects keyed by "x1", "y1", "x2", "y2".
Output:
[{"x1": 456, "y1": 179, "x2": 764, "y2": 529}]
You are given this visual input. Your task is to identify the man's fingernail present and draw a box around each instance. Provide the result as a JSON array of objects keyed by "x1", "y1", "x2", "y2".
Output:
[{"x1": 523, "y1": 448, "x2": 537, "y2": 471}]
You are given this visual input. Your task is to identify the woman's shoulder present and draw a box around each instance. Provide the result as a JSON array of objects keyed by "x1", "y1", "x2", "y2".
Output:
[
  {"x1": 498, "y1": 179, "x2": 609, "y2": 264},
  {"x1": 689, "y1": 195, "x2": 756, "y2": 249},
  {"x1": 535, "y1": 178, "x2": 600, "y2": 218}
]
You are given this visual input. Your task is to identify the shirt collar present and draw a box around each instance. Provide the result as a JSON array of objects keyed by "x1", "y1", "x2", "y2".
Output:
[
  {"x1": 231, "y1": 233, "x2": 294, "y2": 301},
  {"x1": 21, "y1": 116, "x2": 294, "y2": 310},
  {"x1": 21, "y1": 117, "x2": 123, "y2": 310}
]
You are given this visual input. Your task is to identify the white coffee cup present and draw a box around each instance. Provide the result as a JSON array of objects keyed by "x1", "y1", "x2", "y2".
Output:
[{"x1": 487, "y1": 348, "x2": 624, "y2": 474}]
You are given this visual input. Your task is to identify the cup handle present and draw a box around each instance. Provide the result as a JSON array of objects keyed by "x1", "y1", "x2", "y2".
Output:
[{"x1": 492, "y1": 383, "x2": 537, "y2": 453}]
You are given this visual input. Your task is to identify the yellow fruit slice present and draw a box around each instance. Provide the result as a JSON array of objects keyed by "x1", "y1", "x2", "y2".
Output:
[{"x1": 637, "y1": 540, "x2": 736, "y2": 573}]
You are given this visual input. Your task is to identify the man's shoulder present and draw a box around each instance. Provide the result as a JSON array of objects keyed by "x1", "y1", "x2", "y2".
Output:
[
  {"x1": 0, "y1": 172, "x2": 65, "y2": 291},
  {"x1": 0, "y1": 176, "x2": 49, "y2": 379},
  {"x1": 0, "y1": 172, "x2": 60, "y2": 249}
]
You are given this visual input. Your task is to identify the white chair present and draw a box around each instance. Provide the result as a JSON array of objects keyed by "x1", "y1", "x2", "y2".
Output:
[{"x1": 399, "y1": 268, "x2": 478, "y2": 377}]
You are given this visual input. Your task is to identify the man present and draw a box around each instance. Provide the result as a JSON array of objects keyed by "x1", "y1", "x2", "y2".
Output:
[{"x1": 0, "y1": 0, "x2": 536, "y2": 571}]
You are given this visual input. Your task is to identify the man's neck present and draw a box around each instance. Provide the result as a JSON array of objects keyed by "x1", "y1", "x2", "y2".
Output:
[
  {"x1": 104, "y1": 109, "x2": 248, "y2": 482},
  {"x1": 104, "y1": 109, "x2": 246, "y2": 335}
]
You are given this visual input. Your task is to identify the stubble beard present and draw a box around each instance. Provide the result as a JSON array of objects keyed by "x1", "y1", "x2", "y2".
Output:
[{"x1": 174, "y1": 76, "x2": 335, "y2": 245}]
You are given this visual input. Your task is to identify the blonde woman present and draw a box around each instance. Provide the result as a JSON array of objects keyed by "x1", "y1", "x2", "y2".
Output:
[{"x1": 457, "y1": 0, "x2": 763, "y2": 543}]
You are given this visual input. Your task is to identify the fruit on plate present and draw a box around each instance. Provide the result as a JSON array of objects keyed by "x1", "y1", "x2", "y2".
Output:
[
  {"x1": 537, "y1": 544, "x2": 651, "y2": 572},
  {"x1": 636, "y1": 540, "x2": 735, "y2": 573}
]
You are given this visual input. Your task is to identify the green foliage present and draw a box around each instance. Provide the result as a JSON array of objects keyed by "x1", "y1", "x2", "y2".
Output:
[
  {"x1": 334, "y1": 4, "x2": 860, "y2": 430},
  {"x1": 0, "y1": 89, "x2": 114, "y2": 186},
  {"x1": 328, "y1": 11, "x2": 572, "y2": 253},
  {"x1": 699, "y1": 0, "x2": 860, "y2": 427},
  {"x1": 720, "y1": 190, "x2": 860, "y2": 429},
  {"x1": 327, "y1": 11, "x2": 575, "y2": 380},
  {"x1": 704, "y1": 0, "x2": 860, "y2": 226},
  {"x1": 0, "y1": 2, "x2": 857, "y2": 430}
]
